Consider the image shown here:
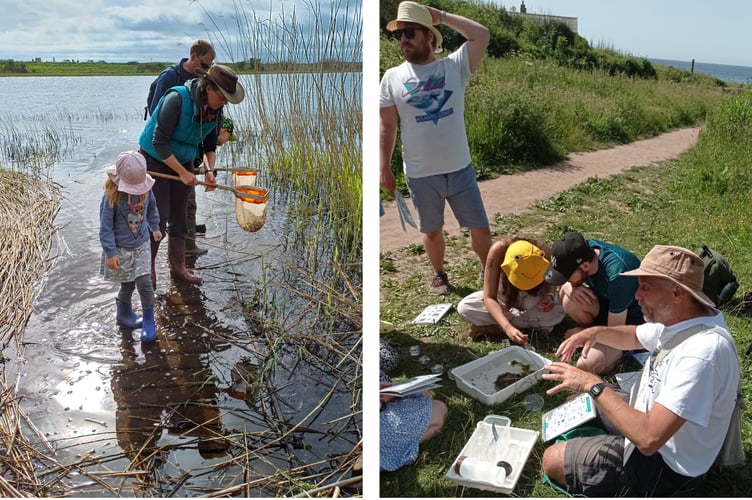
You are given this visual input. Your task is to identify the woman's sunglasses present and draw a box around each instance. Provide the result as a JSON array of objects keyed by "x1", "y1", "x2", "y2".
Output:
[{"x1": 394, "y1": 26, "x2": 427, "y2": 40}]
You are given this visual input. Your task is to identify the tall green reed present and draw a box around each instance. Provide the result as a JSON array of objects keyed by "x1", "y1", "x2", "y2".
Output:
[
  {"x1": 0, "y1": 119, "x2": 80, "y2": 176},
  {"x1": 208, "y1": 0, "x2": 362, "y2": 269},
  {"x1": 201, "y1": 0, "x2": 362, "y2": 335}
]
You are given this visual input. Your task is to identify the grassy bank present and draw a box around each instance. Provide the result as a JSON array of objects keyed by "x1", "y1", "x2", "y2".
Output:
[
  {"x1": 0, "y1": 60, "x2": 360, "y2": 77},
  {"x1": 380, "y1": 0, "x2": 739, "y2": 194},
  {"x1": 379, "y1": 87, "x2": 752, "y2": 496},
  {"x1": 382, "y1": 37, "x2": 733, "y2": 193}
]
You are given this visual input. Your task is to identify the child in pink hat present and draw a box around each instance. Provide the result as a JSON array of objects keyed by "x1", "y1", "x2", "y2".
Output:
[{"x1": 99, "y1": 150, "x2": 162, "y2": 342}]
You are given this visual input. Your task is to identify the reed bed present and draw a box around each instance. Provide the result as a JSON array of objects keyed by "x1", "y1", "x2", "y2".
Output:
[
  {"x1": 0, "y1": 0, "x2": 363, "y2": 493},
  {"x1": 211, "y1": 0, "x2": 362, "y2": 269},
  {"x1": 0, "y1": 122, "x2": 80, "y2": 177},
  {"x1": 0, "y1": 166, "x2": 64, "y2": 496},
  {"x1": 0, "y1": 169, "x2": 61, "y2": 349}
]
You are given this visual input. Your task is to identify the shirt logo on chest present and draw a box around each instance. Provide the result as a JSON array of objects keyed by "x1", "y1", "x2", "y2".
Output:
[{"x1": 402, "y1": 74, "x2": 453, "y2": 125}]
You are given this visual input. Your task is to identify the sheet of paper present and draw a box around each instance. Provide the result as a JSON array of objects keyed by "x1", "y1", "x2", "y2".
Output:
[
  {"x1": 380, "y1": 374, "x2": 442, "y2": 397},
  {"x1": 412, "y1": 303, "x2": 453, "y2": 324}
]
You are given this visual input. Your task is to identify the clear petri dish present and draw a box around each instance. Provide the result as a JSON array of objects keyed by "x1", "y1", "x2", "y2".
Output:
[{"x1": 524, "y1": 393, "x2": 544, "y2": 411}]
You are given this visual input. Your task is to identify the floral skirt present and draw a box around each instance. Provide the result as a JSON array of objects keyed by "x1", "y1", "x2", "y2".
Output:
[
  {"x1": 380, "y1": 394, "x2": 432, "y2": 471},
  {"x1": 100, "y1": 241, "x2": 151, "y2": 283}
]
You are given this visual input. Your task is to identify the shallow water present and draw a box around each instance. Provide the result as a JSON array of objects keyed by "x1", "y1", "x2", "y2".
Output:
[{"x1": 3, "y1": 76, "x2": 360, "y2": 496}]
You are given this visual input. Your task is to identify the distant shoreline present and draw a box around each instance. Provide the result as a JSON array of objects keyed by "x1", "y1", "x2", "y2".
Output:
[
  {"x1": 0, "y1": 60, "x2": 361, "y2": 77},
  {"x1": 649, "y1": 57, "x2": 751, "y2": 85}
]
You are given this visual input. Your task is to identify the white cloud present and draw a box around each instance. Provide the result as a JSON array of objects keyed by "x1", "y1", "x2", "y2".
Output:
[{"x1": 0, "y1": 0, "x2": 359, "y2": 63}]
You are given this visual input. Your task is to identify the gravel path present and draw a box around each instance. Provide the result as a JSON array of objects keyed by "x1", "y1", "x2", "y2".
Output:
[{"x1": 380, "y1": 127, "x2": 701, "y2": 253}]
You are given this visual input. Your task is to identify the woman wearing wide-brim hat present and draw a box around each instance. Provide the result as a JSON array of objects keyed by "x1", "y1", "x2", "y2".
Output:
[{"x1": 138, "y1": 64, "x2": 245, "y2": 285}]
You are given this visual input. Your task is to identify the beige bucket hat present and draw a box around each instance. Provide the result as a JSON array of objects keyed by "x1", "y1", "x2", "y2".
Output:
[
  {"x1": 620, "y1": 245, "x2": 715, "y2": 308},
  {"x1": 386, "y1": 1, "x2": 443, "y2": 53}
]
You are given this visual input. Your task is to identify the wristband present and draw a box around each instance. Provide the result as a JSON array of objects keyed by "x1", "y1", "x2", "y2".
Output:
[{"x1": 440, "y1": 10, "x2": 447, "y2": 24}]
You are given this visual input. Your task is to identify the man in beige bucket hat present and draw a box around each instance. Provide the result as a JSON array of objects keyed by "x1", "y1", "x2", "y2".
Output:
[
  {"x1": 380, "y1": 1, "x2": 492, "y2": 296},
  {"x1": 539, "y1": 245, "x2": 741, "y2": 496}
]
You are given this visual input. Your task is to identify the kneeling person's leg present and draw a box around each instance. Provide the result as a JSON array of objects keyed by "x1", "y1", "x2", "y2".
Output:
[{"x1": 557, "y1": 434, "x2": 628, "y2": 496}]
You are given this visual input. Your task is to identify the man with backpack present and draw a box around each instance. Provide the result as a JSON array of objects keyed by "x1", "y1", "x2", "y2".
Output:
[
  {"x1": 147, "y1": 40, "x2": 216, "y2": 256},
  {"x1": 146, "y1": 40, "x2": 216, "y2": 118},
  {"x1": 541, "y1": 245, "x2": 742, "y2": 496}
]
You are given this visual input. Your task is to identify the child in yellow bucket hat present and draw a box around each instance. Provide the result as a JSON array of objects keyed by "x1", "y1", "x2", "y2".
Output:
[{"x1": 457, "y1": 237, "x2": 565, "y2": 344}]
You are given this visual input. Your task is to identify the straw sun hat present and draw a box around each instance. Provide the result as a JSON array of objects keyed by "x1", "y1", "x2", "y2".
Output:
[{"x1": 386, "y1": 1, "x2": 443, "y2": 53}]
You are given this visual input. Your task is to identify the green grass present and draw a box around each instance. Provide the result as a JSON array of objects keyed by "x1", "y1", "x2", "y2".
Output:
[
  {"x1": 379, "y1": 0, "x2": 740, "y2": 195},
  {"x1": 380, "y1": 88, "x2": 752, "y2": 497},
  {"x1": 381, "y1": 39, "x2": 732, "y2": 193},
  {"x1": 3, "y1": 60, "x2": 171, "y2": 76}
]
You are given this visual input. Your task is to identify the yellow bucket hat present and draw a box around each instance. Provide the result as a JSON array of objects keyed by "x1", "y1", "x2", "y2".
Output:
[{"x1": 501, "y1": 240, "x2": 549, "y2": 291}]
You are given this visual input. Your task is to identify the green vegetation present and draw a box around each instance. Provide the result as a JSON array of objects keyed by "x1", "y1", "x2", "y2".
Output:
[
  {"x1": 380, "y1": 0, "x2": 739, "y2": 194},
  {"x1": 220, "y1": 0, "x2": 362, "y2": 285},
  {"x1": 379, "y1": 82, "x2": 752, "y2": 500},
  {"x1": 380, "y1": 0, "x2": 751, "y2": 496},
  {"x1": 0, "y1": 59, "x2": 360, "y2": 76},
  {"x1": 1, "y1": 60, "x2": 172, "y2": 76}
]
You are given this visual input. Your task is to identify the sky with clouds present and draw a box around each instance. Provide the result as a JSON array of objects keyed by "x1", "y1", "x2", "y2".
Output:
[
  {"x1": 7, "y1": 0, "x2": 752, "y2": 68},
  {"x1": 0, "y1": 0, "x2": 360, "y2": 63}
]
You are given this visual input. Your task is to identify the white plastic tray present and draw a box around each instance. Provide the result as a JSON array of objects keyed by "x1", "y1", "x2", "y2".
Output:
[
  {"x1": 451, "y1": 346, "x2": 551, "y2": 405},
  {"x1": 445, "y1": 415, "x2": 539, "y2": 494}
]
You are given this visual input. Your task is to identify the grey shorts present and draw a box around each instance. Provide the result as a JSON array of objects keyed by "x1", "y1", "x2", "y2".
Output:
[
  {"x1": 406, "y1": 165, "x2": 489, "y2": 234},
  {"x1": 563, "y1": 389, "x2": 700, "y2": 497}
]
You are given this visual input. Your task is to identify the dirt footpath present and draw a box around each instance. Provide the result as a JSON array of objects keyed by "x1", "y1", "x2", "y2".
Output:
[{"x1": 380, "y1": 127, "x2": 701, "y2": 253}]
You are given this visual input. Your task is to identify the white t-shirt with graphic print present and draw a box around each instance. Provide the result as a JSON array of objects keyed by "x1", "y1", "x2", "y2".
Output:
[{"x1": 379, "y1": 43, "x2": 473, "y2": 179}]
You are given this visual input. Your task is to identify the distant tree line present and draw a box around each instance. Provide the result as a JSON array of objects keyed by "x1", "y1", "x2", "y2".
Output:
[
  {"x1": 0, "y1": 59, "x2": 361, "y2": 75},
  {"x1": 0, "y1": 60, "x2": 28, "y2": 74}
]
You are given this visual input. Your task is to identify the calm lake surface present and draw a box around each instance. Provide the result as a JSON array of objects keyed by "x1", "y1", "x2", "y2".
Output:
[{"x1": 1, "y1": 75, "x2": 361, "y2": 496}]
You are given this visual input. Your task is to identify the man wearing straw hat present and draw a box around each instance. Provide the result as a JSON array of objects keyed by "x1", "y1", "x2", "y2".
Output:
[
  {"x1": 380, "y1": 1, "x2": 492, "y2": 296},
  {"x1": 541, "y1": 245, "x2": 741, "y2": 496}
]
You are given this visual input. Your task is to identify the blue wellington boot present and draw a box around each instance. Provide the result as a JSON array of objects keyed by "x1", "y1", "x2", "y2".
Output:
[
  {"x1": 140, "y1": 306, "x2": 157, "y2": 342},
  {"x1": 116, "y1": 298, "x2": 143, "y2": 329}
]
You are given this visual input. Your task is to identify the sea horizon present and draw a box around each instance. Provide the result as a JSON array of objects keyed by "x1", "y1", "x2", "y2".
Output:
[{"x1": 649, "y1": 58, "x2": 752, "y2": 84}]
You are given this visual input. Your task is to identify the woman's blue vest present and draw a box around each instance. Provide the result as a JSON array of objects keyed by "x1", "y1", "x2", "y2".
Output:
[{"x1": 138, "y1": 86, "x2": 217, "y2": 165}]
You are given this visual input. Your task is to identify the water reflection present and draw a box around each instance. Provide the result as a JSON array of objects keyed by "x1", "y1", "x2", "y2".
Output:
[
  {"x1": 111, "y1": 281, "x2": 230, "y2": 476},
  {"x1": 4, "y1": 75, "x2": 361, "y2": 496}
]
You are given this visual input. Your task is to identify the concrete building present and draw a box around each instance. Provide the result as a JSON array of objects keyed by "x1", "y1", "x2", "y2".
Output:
[{"x1": 515, "y1": 2, "x2": 578, "y2": 34}]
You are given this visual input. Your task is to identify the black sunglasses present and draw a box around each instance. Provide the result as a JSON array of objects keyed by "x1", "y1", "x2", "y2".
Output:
[{"x1": 394, "y1": 26, "x2": 427, "y2": 40}]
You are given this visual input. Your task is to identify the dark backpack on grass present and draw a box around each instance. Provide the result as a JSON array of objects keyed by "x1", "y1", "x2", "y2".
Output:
[
  {"x1": 696, "y1": 245, "x2": 739, "y2": 307},
  {"x1": 144, "y1": 64, "x2": 180, "y2": 120}
]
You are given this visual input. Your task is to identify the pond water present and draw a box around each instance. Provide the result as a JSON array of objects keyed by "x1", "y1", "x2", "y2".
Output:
[{"x1": 1, "y1": 75, "x2": 361, "y2": 496}]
